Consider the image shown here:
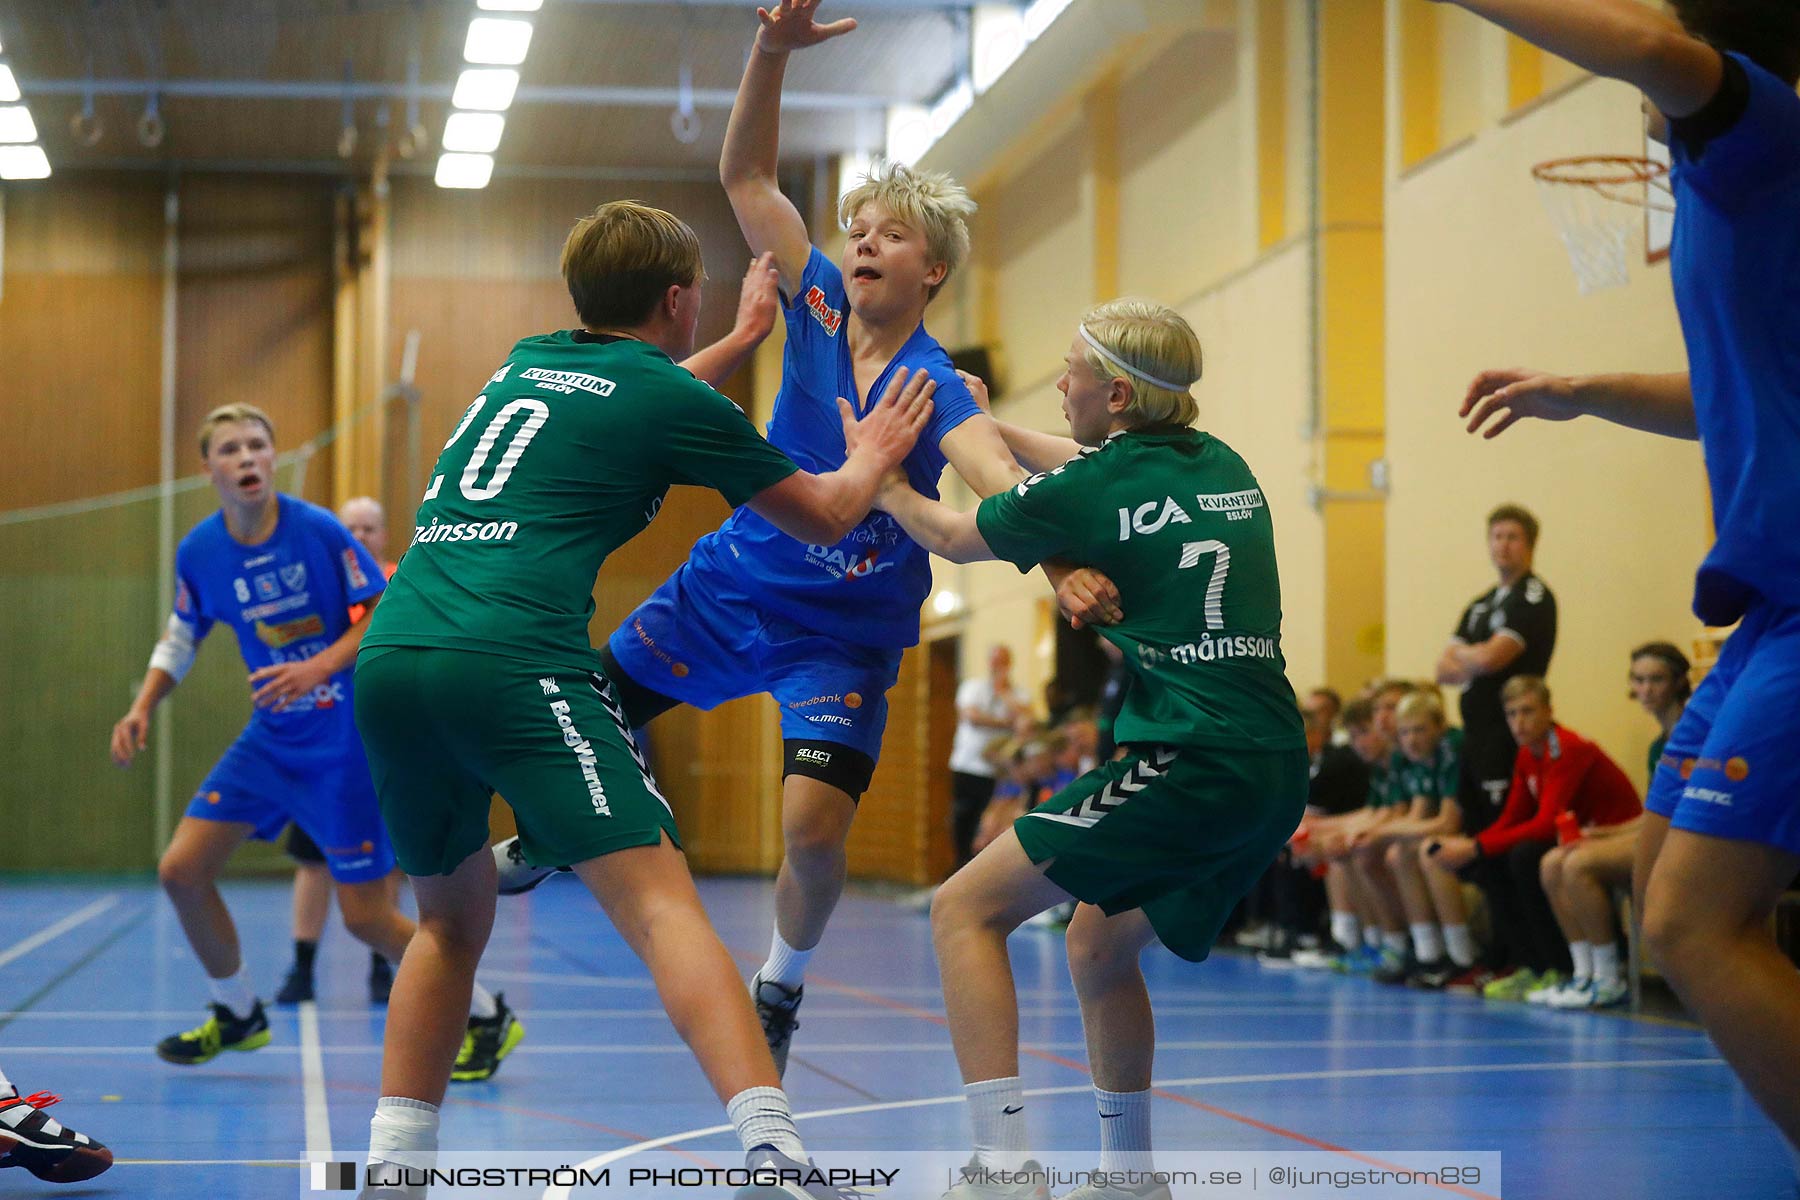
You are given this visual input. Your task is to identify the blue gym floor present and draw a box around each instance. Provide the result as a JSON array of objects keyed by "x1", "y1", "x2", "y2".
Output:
[{"x1": 1, "y1": 876, "x2": 1792, "y2": 1199}]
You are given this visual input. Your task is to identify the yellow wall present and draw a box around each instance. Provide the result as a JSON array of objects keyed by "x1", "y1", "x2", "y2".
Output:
[{"x1": 1384, "y1": 74, "x2": 1707, "y2": 776}]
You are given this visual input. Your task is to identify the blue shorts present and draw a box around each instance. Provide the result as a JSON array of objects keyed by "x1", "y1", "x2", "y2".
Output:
[
  {"x1": 186, "y1": 718, "x2": 398, "y2": 884},
  {"x1": 1645, "y1": 600, "x2": 1800, "y2": 855},
  {"x1": 606, "y1": 558, "x2": 902, "y2": 763}
]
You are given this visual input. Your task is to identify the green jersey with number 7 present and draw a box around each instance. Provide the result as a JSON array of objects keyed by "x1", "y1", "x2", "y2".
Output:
[
  {"x1": 362, "y1": 331, "x2": 799, "y2": 675},
  {"x1": 975, "y1": 426, "x2": 1303, "y2": 752}
]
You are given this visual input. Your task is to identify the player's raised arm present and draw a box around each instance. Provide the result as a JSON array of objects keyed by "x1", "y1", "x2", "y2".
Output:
[
  {"x1": 680, "y1": 253, "x2": 782, "y2": 387},
  {"x1": 955, "y1": 369, "x2": 1085, "y2": 475},
  {"x1": 1431, "y1": 0, "x2": 1722, "y2": 118},
  {"x1": 748, "y1": 365, "x2": 934, "y2": 545},
  {"x1": 1461, "y1": 368, "x2": 1698, "y2": 440},
  {"x1": 720, "y1": 0, "x2": 855, "y2": 294},
  {"x1": 874, "y1": 476, "x2": 995, "y2": 566}
]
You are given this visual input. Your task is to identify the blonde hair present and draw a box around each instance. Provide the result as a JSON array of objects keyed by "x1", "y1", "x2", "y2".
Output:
[
  {"x1": 1395, "y1": 691, "x2": 1446, "y2": 728},
  {"x1": 837, "y1": 162, "x2": 976, "y2": 301},
  {"x1": 197, "y1": 403, "x2": 275, "y2": 458},
  {"x1": 1078, "y1": 299, "x2": 1202, "y2": 427},
  {"x1": 560, "y1": 200, "x2": 704, "y2": 328},
  {"x1": 1501, "y1": 675, "x2": 1552, "y2": 706}
]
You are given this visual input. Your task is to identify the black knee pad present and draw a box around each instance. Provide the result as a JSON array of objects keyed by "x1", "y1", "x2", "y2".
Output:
[{"x1": 782, "y1": 740, "x2": 876, "y2": 801}]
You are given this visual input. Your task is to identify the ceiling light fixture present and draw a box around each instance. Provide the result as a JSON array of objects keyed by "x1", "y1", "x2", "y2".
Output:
[
  {"x1": 0, "y1": 65, "x2": 20, "y2": 104},
  {"x1": 464, "y1": 17, "x2": 534, "y2": 66},
  {"x1": 476, "y1": 0, "x2": 542, "y2": 10},
  {"x1": 0, "y1": 144, "x2": 51, "y2": 179},
  {"x1": 0, "y1": 105, "x2": 38, "y2": 143},
  {"x1": 442, "y1": 111, "x2": 505, "y2": 154},
  {"x1": 434, "y1": 151, "x2": 494, "y2": 189},
  {"x1": 451, "y1": 67, "x2": 519, "y2": 112}
]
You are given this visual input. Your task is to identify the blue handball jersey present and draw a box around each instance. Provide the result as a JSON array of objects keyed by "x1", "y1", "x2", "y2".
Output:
[
  {"x1": 1668, "y1": 53, "x2": 1800, "y2": 626},
  {"x1": 695, "y1": 247, "x2": 982, "y2": 649},
  {"x1": 171, "y1": 494, "x2": 387, "y2": 737}
]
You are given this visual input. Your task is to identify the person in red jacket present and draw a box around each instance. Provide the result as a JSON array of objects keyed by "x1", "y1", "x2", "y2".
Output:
[{"x1": 1432, "y1": 676, "x2": 1640, "y2": 1000}]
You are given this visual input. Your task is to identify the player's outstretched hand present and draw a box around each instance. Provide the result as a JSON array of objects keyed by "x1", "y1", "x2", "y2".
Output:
[
  {"x1": 838, "y1": 366, "x2": 935, "y2": 470},
  {"x1": 1056, "y1": 567, "x2": 1123, "y2": 630},
  {"x1": 955, "y1": 369, "x2": 991, "y2": 414},
  {"x1": 1461, "y1": 368, "x2": 1580, "y2": 439},
  {"x1": 756, "y1": 0, "x2": 857, "y2": 53},
  {"x1": 732, "y1": 252, "x2": 781, "y2": 348},
  {"x1": 110, "y1": 708, "x2": 150, "y2": 767},
  {"x1": 249, "y1": 660, "x2": 327, "y2": 713}
]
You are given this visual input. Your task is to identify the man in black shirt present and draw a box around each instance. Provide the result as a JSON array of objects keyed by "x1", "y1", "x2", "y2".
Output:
[{"x1": 1436, "y1": 504, "x2": 1557, "y2": 834}]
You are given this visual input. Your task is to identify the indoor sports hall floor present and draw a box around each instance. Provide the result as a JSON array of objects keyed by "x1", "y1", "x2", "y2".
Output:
[{"x1": 2, "y1": 876, "x2": 1791, "y2": 1199}]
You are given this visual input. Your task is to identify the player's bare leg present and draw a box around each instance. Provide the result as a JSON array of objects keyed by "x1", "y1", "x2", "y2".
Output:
[
  {"x1": 754, "y1": 774, "x2": 858, "y2": 1073},
  {"x1": 378, "y1": 849, "x2": 495, "y2": 1105},
  {"x1": 294, "y1": 863, "x2": 332, "y2": 943},
  {"x1": 772, "y1": 775, "x2": 857, "y2": 953},
  {"x1": 1643, "y1": 830, "x2": 1800, "y2": 1146},
  {"x1": 1066, "y1": 905, "x2": 1160, "y2": 1092},
  {"x1": 932, "y1": 829, "x2": 1075, "y2": 1178},
  {"x1": 1632, "y1": 811, "x2": 1670, "y2": 917},
  {"x1": 335, "y1": 878, "x2": 418, "y2": 965},
  {"x1": 577, "y1": 834, "x2": 782, "y2": 1102},
  {"x1": 157, "y1": 817, "x2": 254, "y2": 978}
]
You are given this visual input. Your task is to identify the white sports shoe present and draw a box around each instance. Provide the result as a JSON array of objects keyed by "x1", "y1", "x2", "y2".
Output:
[
  {"x1": 1545, "y1": 980, "x2": 1594, "y2": 1009},
  {"x1": 1058, "y1": 1176, "x2": 1173, "y2": 1200},
  {"x1": 493, "y1": 836, "x2": 569, "y2": 896},
  {"x1": 940, "y1": 1158, "x2": 1051, "y2": 1200}
]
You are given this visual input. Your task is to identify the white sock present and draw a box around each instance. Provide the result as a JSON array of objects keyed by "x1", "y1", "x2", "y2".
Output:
[
  {"x1": 208, "y1": 965, "x2": 257, "y2": 1019},
  {"x1": 964, "y1": 1076, "x2": 1029, "y2": 1171},
  {"x1": 1592, "y1": 942, "x2": 1621, "y2": 986},
  {"x1": 1568, "y1": 941, "x2": 1593, "y2": 986},
  {"x1": 469, "y1": 983, "x2": 499, "y2": 1021},
  {"x1": 1362, "y1": 925, "x2": 1383, "y2": 951},
  {"x1": 0, "y1": 1064, "x2": 13, "y2": 1099},
  {"x1": 1381, "y1": 930, "x2": 1408, "y2": 958},
  {"x1": 761, "y1": 929, "x2": 814, "y2": 990},
  {"x1": 1329, "y1": 912, "x2": 1361, "y2": 952},
  {"x1": 368, "y1": 1096, "x2": 438, "y2": 1171},
  {"x1": 726, "y1": 1086, "x2": 805, "y2": 1159},
  {"x1": 1410, "y1": 923, "x2": 1444, "y2": 963},
  {"x1": 1094, "y1": 1087, "x2": 1152, "y2": 1174},
  {"x1": 1443, "y1": 924, "x2": 1477, "y2": 968}
]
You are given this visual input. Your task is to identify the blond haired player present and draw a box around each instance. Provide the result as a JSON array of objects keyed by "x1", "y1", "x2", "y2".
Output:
[{"x1": 494, "y1": 0, "x2": 1119, "y2": 1079}]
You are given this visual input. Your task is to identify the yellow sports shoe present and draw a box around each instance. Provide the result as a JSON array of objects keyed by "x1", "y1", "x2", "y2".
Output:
[
  {"x1": 155, "y1": 1002, "x2": 272, "y2": 1065},
  {"x1": 450, "y1": 994, "x2": 524, "y2": 1082}
]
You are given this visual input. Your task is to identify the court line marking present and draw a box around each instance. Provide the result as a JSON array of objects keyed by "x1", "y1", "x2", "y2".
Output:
[
  {"x1": 299, "y1": 1000, "x2": 332, "y2": 1159},
  {"x1": 542, "y1": 1057, "x2": 1726, "y2": 1200},
  {"x1": 0, "y1": 896, "x2": 120, "y2": 971},
  {"x1": 0, "y1": 1033, "x2": 1712, "y2": 1056}
]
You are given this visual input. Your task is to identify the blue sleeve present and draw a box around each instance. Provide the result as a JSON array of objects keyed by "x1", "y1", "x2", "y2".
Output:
[
  {"x1": 780, "y1": 247, "x2": 845, "y2": 348},
  {"x1": 922, "y1": 364, "x2": 982, "y2": 448},
  {"x1": 171, "y1": 541, "x2": 213, "y2": 641},
  {"x1": 317, "y1": 510, "x2": 387, "y2": 607},
  {"x1": 1677, "y1": 53, "x2": 1800, "y2": 199}
]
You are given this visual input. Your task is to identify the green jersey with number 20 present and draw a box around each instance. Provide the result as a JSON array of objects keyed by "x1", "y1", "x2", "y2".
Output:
[
  {"x1": 363, "y1": 332, "x2": 799, "y2": 674},
  {"x1": 976, "y1": 426, "x2": 1303, "y2": 752}
]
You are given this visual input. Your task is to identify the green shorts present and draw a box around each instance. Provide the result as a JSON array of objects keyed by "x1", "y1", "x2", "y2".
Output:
[
  {"x1": 1013, "y1": 743, "x2": 1308, "y2": 962},
  {"x1": 354, "y1": 646, "x2": 679, "y2": 877}
]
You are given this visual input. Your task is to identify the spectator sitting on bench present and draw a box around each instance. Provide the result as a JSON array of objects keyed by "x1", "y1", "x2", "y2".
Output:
[{"x1": 1430, "y1": 676, "x2": 1640, "y2": 1002}]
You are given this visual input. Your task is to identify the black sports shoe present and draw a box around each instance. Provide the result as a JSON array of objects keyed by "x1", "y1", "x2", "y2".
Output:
[
  {"x1": 275, "y1": 961, "x2": 315, "y2": 1005},
  {"x1": 156, "y1": 1001, "x2": 272, "y2": 1065},
  {"x1": 369, "y1": 953, "x2": 394, "y2": 1004},
  {"x1": 451, "y1": 993, "x2": 525, "y2": 1082},
  {"x1": 0, "y1": 1089, "x2": 114, "y2": 1182},
  {"x1": 752, "y1": 973, "x2": 804, "y2": 1078},
  {"x1": 1371, "y1": 949, "x2": 1415, "y2": 986},
  {"x1": 493, "y1": 836, "x2": 571, "y2": 896}
]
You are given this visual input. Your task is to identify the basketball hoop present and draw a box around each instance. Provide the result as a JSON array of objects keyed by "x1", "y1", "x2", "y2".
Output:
[{"x1": 1531, "y1": 155, "x2": 1675, "y2": 294}]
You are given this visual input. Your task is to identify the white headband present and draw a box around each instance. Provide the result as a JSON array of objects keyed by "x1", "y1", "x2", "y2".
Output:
[{"x1": 1077, "y1": 323, "x2": 1190, "y2": 394}]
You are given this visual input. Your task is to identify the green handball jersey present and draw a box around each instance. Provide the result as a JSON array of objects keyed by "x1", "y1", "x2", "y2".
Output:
[
  {"x1": 976, "y1": 426, "x2": 1303, "y2": 752},
  {"x1": 364, "y1": 332, "x2": 799, "y2": 673}
]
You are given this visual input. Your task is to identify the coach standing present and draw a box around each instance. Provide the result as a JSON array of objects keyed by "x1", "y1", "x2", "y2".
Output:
[{"x1": 1436, "y1": 505, "x2": 1558, "y2": 837}]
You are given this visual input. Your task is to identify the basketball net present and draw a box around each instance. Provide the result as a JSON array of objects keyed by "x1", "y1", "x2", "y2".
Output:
[{"x1": 1532, "y1": 155, "x2": 1674, "y2": 294}]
